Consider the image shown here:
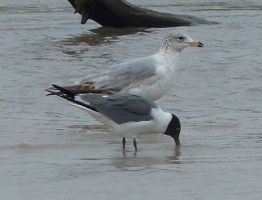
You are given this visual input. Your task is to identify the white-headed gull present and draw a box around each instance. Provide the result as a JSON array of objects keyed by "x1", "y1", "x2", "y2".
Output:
[{"x1": 48, "y1": 31, "x2": 203, "y2": 101}]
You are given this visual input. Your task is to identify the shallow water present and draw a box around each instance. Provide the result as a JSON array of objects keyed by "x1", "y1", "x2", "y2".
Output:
[{"x1": 0, "y1": 0, "x2": 262, "y2": 199}]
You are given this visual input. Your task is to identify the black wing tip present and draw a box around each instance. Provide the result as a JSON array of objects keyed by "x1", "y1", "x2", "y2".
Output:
[
  {"x1": 52, "y1": 84, "x2": 75, "y2": 98},
  {"x1": 45, "y1": 88, "x2": 59, "y2": 96},
  {"x1": 45, "y1": 84, "x2": 75, "y2": 99},
  {"x1": 51, "y1": 84, "x2": 63, "y2": 91},
  {"x1": 45, "y1": 91, "x2": 53, "y2": 96}
]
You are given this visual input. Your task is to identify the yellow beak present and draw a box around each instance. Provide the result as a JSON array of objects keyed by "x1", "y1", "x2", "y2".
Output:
[{"x1": 189, "y1": 40, "x2": 204, "y2": 47}]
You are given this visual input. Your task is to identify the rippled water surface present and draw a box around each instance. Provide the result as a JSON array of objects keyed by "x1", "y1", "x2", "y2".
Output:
[{"x1": 0, "y1": 0, "x2": 262, "y2": 199}]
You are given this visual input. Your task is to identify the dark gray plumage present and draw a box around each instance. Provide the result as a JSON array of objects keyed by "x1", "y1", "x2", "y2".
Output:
[
  {"x1": 46, "y1": 84, "x2": 182, "y2": 151},
  {"x1": 76, "y1": 93, "x2": 158, "y2": 124}
]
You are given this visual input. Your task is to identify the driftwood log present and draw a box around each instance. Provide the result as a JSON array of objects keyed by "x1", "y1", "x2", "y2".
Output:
[{"x1": 68, "y1": 0, "x2": 217, "y2": 27}]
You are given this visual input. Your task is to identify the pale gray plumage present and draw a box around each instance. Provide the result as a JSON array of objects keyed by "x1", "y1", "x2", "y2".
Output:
[
  {"x1": 78, "y1": 56, "x2": 158, "y2": 90},
  {"x1": 48, "y1": 31, "x2": 203, "y2": 101}
]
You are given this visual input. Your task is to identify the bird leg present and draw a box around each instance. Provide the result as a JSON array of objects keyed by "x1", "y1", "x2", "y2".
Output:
[
  {"x1": 133, "y1": 138, "x2": 137, "y2": 152},
  {"x1": 122, "y1": 137, "x2": 126, "y2": 149}
]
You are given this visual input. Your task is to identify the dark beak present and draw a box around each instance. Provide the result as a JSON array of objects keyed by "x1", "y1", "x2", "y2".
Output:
[
  {"x1": 173, "y1": 136, "x2": 181, "y2": 146},
  {"x1": 197, "y1": 41, "x2": 204, "y2": 47}
]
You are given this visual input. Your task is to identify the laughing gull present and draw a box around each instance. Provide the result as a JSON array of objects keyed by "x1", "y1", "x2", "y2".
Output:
[
  {"x1": 48, "y1": 31, "x2": 203, "y2": 101},
  {"x1": 47, "y1": 84, "x2": 181, "y2": 151}
]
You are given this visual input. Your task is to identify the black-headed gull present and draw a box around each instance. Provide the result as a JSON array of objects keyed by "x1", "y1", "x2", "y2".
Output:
[{"x1": 47, "y1": 84, "x2": 181, "y2": 151}]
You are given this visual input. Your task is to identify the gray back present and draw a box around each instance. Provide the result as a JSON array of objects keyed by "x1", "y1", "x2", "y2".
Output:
[
  {"x1": 95, "y1": 55, "x2": 158, "y2": 90},
  {"x1": 78, "y1": 93, "x2": 158, "y2": 124}
]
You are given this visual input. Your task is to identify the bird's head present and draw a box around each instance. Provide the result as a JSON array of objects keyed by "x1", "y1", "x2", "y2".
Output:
[
  {"x1": 161, "y1": 31, "x2": 203, "y2": 53},
  {"x1": 163, "y1": 114, "x2": 181, "y2": 146}
]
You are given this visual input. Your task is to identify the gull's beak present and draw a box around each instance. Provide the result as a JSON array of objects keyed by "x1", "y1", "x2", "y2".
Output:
[
  {"x1": 172, "y1": 128, "x2": 181, "y2": 146},
  {"x1": 174, "y1": 136, "x2": 181, "y2": 146},
  {"x1": 189, "y1": 40, "x2": 204, "y2": 47}
]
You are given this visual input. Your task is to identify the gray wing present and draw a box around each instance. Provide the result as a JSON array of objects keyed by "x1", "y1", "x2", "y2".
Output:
[
  {"x1": 94, "y1": 55, "x2": 159, "y2": 90},
  {"x1": 78, "y1": 93, "x2": 158, "y2": 124}
]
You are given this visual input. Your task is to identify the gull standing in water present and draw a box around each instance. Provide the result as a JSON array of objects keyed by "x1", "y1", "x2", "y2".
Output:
[
  {"x1": 48, "y1": 31, "x2": 203, "y2": 101},
  {"x1": 47, "y1": 85, "x2": 181, "y2": 151}
]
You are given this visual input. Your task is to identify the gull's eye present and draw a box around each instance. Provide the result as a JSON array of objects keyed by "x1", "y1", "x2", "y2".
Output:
[{"x1": 178, "y1": 36, "x2": 184, "y2": 41}]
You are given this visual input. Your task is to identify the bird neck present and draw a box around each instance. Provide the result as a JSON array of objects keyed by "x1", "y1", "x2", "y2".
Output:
[
  {"x1": 158, "y1": 47, "x2": 181, "y2": 56},
  {"x1": 156, "y1": 49, "x2": 180, "y2": 69}
]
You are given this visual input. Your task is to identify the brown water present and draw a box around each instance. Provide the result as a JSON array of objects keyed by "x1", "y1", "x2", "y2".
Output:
[{"x1": 1, "y1": 0, "x2": 262, "y2": 199}]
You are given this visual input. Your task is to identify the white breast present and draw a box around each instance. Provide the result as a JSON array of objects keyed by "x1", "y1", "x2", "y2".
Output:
[
  {"x1": 122, "y1": 52, "x2": 180, "y2": 101},
  {"x1": 139, "y1": 53, "x2": 180, "y2": 100}
]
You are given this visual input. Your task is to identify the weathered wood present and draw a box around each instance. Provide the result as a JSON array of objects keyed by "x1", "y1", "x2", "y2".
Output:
[{"x1": 68, "y1": 0, "x2": 217, "y2": 27}]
